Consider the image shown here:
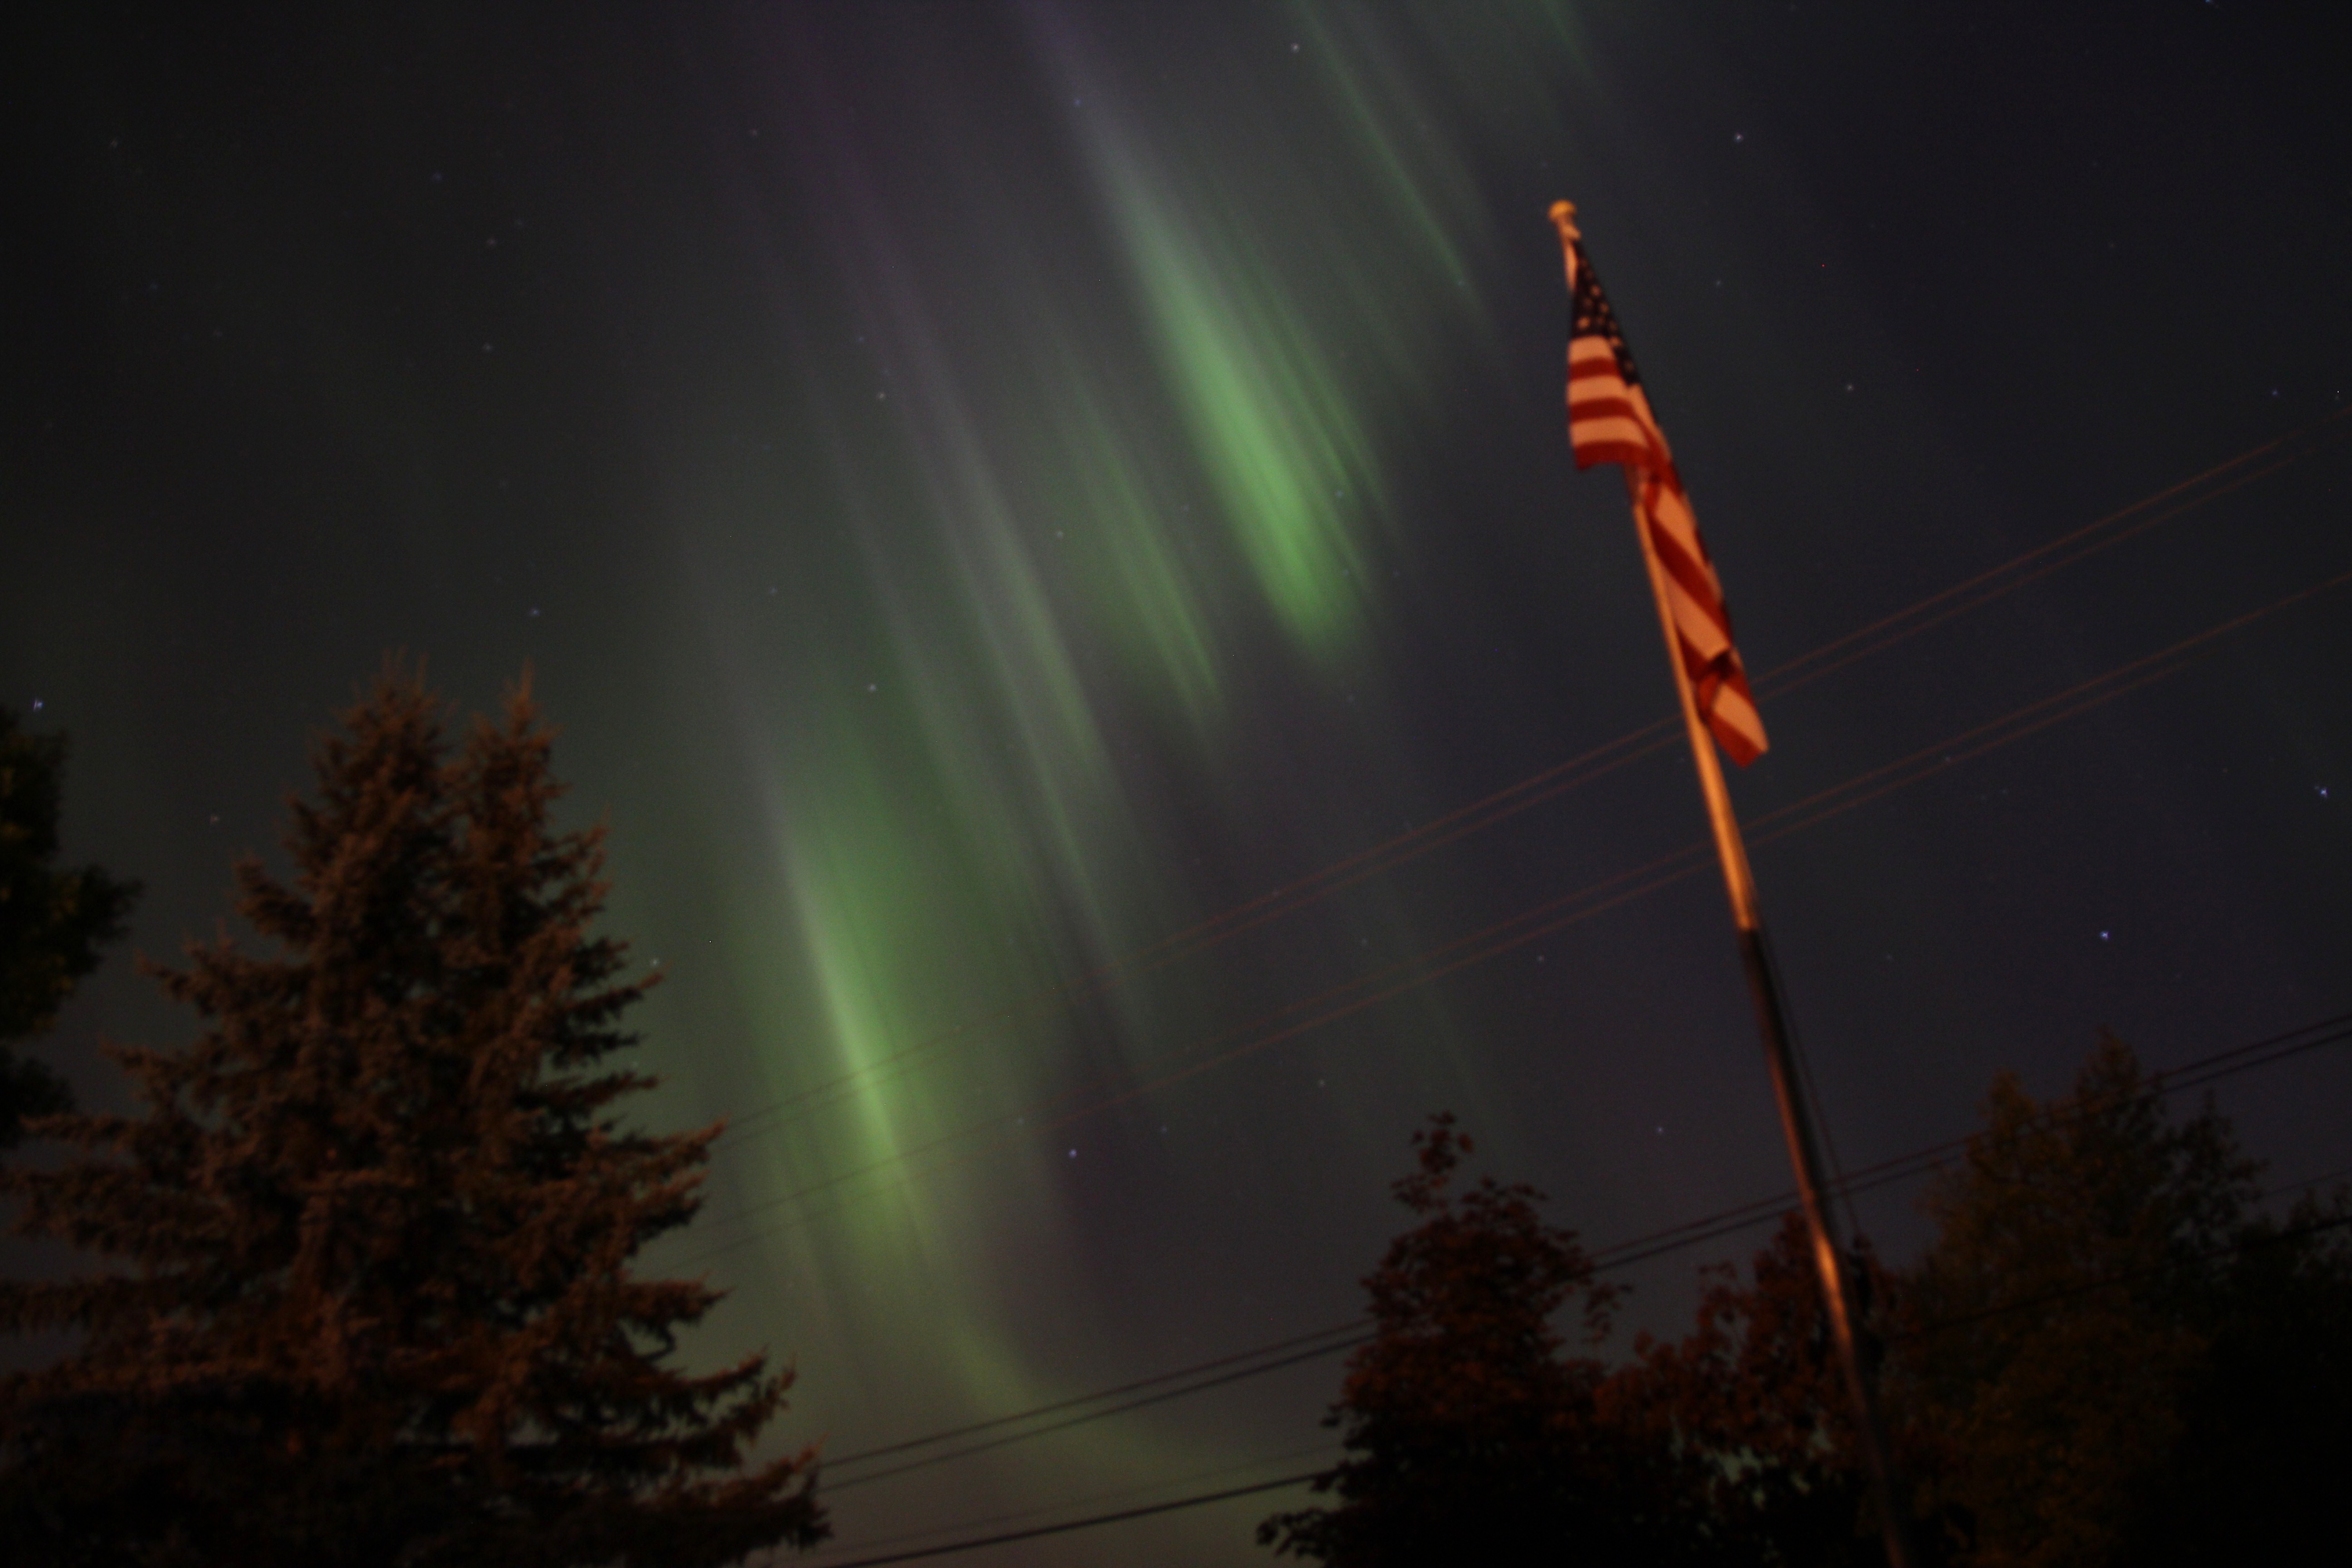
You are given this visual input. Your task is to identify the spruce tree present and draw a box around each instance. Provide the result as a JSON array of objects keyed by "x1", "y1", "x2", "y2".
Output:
[
  {"x1": 0, "y1": 667, "x2": 825, "y2": 1568},
  {"x1": 0, "y1": 705, "x2": 137, "y2": 1147}
]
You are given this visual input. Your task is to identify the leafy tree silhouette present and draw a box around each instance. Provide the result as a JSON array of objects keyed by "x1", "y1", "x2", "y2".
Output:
[
  {"x1": 1619, "y1": 1034, "x2": 2352, "y2": 1568},
  {"x1": 1606, "y1": 1212, "x2": 1924, "y2": 1567},
  {"x1": 1262, "y1": 1114, "x2": 1695, "y2": 1566},
  {"x1": 1905, "y1": 1035, "x2": 2352, "y2": 1568}
]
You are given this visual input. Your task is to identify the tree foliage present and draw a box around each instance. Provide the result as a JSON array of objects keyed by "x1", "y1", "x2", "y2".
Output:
[
  {"x1": 1606, "y1": 1213, "x2": 1908, "y2": 1567},
  {"x1": 0, "y1": 705, "x2": 137, "y2": 1147},
  {"x1": 1902, "y1": 1034, "x2": 2351, "y2": 1568},
  {"x1": 0, "y1": 667, "x2": 825, "y2": 1567},
  {"x1": 1901, "y1": 1035, "x2": 2249, "y2": 1565},
  {"x1": 2124, "y1": 1180, "x2": 2352, "y2": 1565},
  {"x1": 1262, "y1": 1114, "x2": 1692, "y2": 1566},
  {"x1": 1620, "y1": 1033, "x2": 2352, "y2": 1568}
]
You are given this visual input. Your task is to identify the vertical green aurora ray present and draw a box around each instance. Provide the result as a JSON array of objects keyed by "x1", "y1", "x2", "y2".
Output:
[
  {"x1": 688, "y1": 0, "x2": 1613, "y2": 1478},
  {"x1": 1032, "y1": 1, "x2": 1602, "y2": 654},
  {"x1": 1037, "y1": 21, "x2": 1382, "y2": 657},
  {"x1": 686, "y1": 103, "x2": 1209, "y2": 1406}
]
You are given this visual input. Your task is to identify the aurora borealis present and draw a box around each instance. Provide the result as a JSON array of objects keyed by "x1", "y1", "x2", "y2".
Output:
[{"x1": 8, "y1": 4, "x2": 2352, "y2": 1562}]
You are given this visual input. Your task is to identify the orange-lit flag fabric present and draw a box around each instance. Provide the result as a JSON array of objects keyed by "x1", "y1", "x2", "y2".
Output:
[{"x1": 1556, "y1": 212, "x2": 1769, "y2": 765}]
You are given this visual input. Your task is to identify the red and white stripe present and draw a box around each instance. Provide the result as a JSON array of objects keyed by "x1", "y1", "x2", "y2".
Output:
[
  {"x1": 1559, "y1": 227, "x2": 1769, "y2": 766},
  {"x1": 1567, "y1": 333, "x2": 1670, "y2": 473}
]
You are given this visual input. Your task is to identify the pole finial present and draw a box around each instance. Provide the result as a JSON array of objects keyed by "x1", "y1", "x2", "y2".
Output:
[{"x1": 1549, "y1": 202, "x2": 1582, "y2": 290}]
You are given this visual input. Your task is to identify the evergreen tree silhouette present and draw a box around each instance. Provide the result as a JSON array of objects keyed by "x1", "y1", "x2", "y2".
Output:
[
  {"x1": 0, "y1": 704, "x2": 137, "y2": 1148},
  {"x1": 0, "y1": 666, "x2": 825, "y2": 1568}
]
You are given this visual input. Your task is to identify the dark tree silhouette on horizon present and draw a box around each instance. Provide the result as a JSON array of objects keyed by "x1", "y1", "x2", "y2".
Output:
[
  {"x1": 0, "y1": 704, "x2": 137, "y2": 1148},
  {"x1": 1617, "y1": 1035, "x2": 2352, "y2": 1568},
  {"x1": 1261, "y1": 1114, "x2": 1696, "y2": 1567},
  {"x1": 1605, "y1": 1212, "x2": 1934, "y2": 1568},
  {"x1": 0, "y1": 666, "x2": 826, "y2": 1568},
  {"x1": 1903, "y1": 1035, "x2": 2352, "y2": 1568}
]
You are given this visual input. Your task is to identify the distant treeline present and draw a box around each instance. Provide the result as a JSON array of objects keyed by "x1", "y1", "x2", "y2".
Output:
[{"x1": 1269, "y1": 1044, "x2": 2352, "y2": 1567}]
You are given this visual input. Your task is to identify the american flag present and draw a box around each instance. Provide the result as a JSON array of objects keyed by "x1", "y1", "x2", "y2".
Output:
[{"x1": 1554, "y1": 202, "x2": 1768, "y2": 766}]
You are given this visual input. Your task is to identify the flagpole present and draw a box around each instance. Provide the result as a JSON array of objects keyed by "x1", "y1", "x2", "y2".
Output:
[{"x1": 1624, "y1": 471, "x2": 1917, "y2": 1568}]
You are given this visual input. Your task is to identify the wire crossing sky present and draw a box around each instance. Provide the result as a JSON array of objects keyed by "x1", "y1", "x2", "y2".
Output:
[{"x1": 7, "y1": 4, "x2": 2351, "y2": 1562}]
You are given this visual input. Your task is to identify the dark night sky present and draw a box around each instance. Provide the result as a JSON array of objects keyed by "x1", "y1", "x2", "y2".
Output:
[{"x1": 7, "y1": 3, "x2": 2352, "y2": 1562}]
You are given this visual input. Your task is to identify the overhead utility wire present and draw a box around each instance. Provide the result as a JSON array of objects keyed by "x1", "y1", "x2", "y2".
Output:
[
  {"x1": 725, "y1": 420, "x2": 2352, "y2": 1565},
  {"x1": 708, "y1": 411, "x2": 2352, "y2": 1153},
  {"x1": 935, "y1": 563, "x2": 2352, "y2": 1150},
  {"x1": 822, "y1": 1336, "x2": 1357, "y2": 1494},
  {"x1": 804, "y1": 1471, "x2": 1327, "y2": 1568},
  {"x1": 1753, "y1": 406, "x2": 2352, "y2": 703},
  {"x1": 786, "y1": 1441, "x2": 1342, "y2": 1568},
  {"x1": 814, "y1": 1011, "x2": 2352, "y2": 1481},
  {"x1": 800, "y1": 1184, "x2": 2352, "y2": 1568},
  {"x1": 1597, "y1": 1019, "x2": 2352, "y2": 1273},
  {"x1": 695, "y1": 430, "x2": 2352, "y2": 1263},
  {"x1": 821, "y1": 1318, "x2": 1365, "y2": 1470},
  {"x1": 818, "y1": 1119, "x2": 2352, "y2": 1500},
  {"x1": 717, "y1": 418, "x2": 2334, "y2": 1151},
  {"x1": 682, "y1": 561, "x2": 2352, "y2": 1259},
  {"x1": 1743, "y1": 567, "x2": 2352, "y2": 847}
]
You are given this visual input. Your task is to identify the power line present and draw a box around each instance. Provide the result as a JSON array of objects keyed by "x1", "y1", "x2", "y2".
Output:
[
  {"x1": 700, "y1": 411, "x2": 2352, "y2": 1163},
  {"x1": 721, "y1": 414, "x2": 2352, "y2": 1565},
  {"x1": 789, "y1": 1441, "x2": 1342, "y2": 1568},
  {"x1": 821, "y1": 1335, "x2": 1353, "y2": 1495},
  {"x1": 1743, "y1": 569, "x2": 2352, "y2": 849},
  {"x1": 1596, "y1": 1011, "x2": 2352, "y2": 1274},
  {"x1": 679, "y1": 563, "x2": 2352, "y2": 1262},
  {"x1": 688, "y1": 536, "x2": 2352, "y2": 1252},
  {"x1": 1752, "y1": 406, "x2": 2352, "y2": 703},
  {"x1": 812, "y1": 1010, "x2": 2352, "y2": 1485},
  {"x1": 803, "y1": 1471, "x2": 1326, "y2": 1568},
  {"x1": 822, "y1": 1318, "x2": 1365, "y2": 1473},
  {"x1": 803, "y1": 1184, "x2": 2352, "y2": 1568}
]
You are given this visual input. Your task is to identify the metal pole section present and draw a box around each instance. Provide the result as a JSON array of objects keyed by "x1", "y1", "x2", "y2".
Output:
[{"x1": 1625, "y1": 474, "x2": 1917, "y2": 1568}]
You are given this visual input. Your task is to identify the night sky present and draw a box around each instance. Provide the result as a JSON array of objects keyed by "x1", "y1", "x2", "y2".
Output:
[{"x1": 8, "y1": 4, "x2": 2352, "y2": 1563}]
